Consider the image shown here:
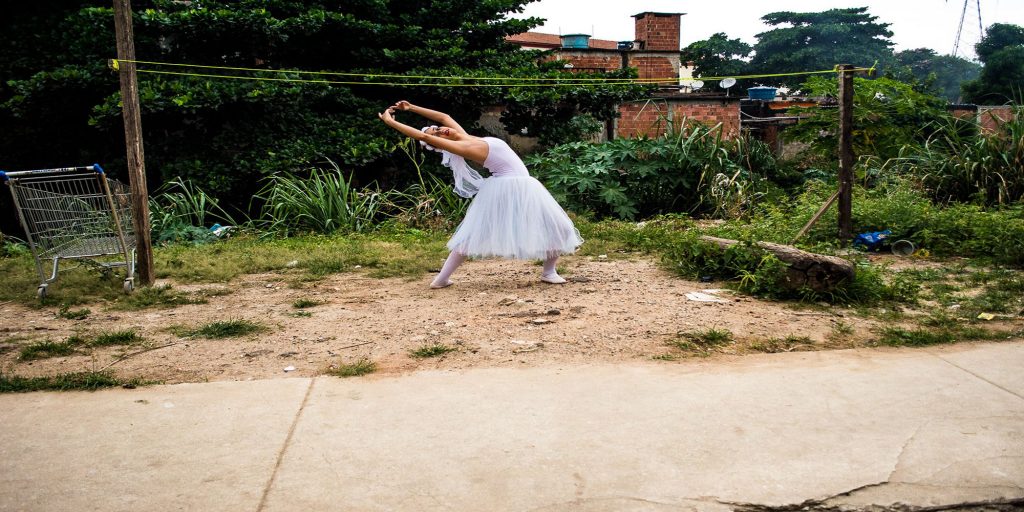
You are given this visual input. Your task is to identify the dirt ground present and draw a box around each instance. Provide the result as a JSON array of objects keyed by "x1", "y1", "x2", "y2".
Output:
[{"x1": 1, "y1": 254, "x2": 1020, "y2": 384}]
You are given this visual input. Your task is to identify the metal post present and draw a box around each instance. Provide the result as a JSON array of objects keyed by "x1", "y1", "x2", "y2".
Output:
[
  {"x1": 837, "y1": 64, "x2": 855, "y2": 244},
  {"x1": 112, "y1": 0, "x2": 154, "y2": 285}
]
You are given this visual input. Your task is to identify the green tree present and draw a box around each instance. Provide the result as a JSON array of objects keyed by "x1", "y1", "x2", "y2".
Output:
[
  {"x1": 0, "y1": 0, "x2": 647, "y2": 209},
  {"x1": 784, "y1": 76, "x2": 947, "y2": 163},
  {"x1": 680, "y1": 33, "x2": 751, "y2": 79},
  {"x1": 962, "y1": 23, "x2": 1024, "y2": 104},
  {"x1": 891, "y1": 48, "x2": 981, "y2": 102},
  {"x1": 749, "y1": 8, "x2": 895, "y2": 90}
]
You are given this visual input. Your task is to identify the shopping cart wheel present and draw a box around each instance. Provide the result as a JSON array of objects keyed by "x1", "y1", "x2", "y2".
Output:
[
  {"x1": 123, "y1": 279, "x2": 134, "y2": 294},
  {"x1": 37, "y1": 285, "x2": 47, "y2": 300}
]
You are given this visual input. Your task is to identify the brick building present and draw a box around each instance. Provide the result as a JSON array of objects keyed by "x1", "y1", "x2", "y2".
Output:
[{"x1": 505, "y1": 12, "x2": 741, "y2": 141}]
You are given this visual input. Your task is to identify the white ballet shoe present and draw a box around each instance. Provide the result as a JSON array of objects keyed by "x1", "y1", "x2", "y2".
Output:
[
  {"x1": 430, "y1": 279, "x2": 453, "y2": 289},
  {"x1": 540, "y1": 274, "x2": 566, "y2": 284}
]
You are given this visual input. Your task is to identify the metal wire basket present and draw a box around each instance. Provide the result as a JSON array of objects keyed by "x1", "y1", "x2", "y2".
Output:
[{"x1": 1, "y1": 164, "x2": 136, "y2": 299}]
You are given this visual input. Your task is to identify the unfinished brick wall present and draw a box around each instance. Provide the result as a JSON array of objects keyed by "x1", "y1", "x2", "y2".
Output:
[
  {"x1": 617, "y1": 98, "x2": 740, "y2": 139},
  {"x1": 627, "y1": 54, "x2": 679, "y2": 84},
  {"x1": 543, "y1": 50, "x2": 622, "y2": 72},
  {"x1": 633, "y1": 12, "x2": 681, "y2": 51},
  {"x1": 979, "y1": 106, "x2": 1016, "y2": 134}
]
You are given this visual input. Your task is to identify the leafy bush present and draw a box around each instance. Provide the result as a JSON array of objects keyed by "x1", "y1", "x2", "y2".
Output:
[
  {"x1": 1, "y1": 236, "x2": 30, "y2": 258},
  {"x1": 784, "y1": 76, "x2": 948, "y2": 163},
  {"x1": 527, "y1": 123, "x2": 777, "y2": 220}
]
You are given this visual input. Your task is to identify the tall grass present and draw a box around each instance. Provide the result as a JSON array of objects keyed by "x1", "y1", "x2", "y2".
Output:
[
  {"x1": 149, "y1": 178, "x2": 240, "y2": 244},
  {"x1": 254, "y1": 160, "x2": 383, "y2": 236},
  {"x1": 883, "y1": 107, "x2": 1024, "y2": 205},
  {"x1": 385, "y1": 139, "x2": 471, "y2": 230}
]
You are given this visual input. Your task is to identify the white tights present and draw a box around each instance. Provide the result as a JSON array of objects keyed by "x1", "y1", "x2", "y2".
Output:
[{"x1": 430, "y1": 251, "x2": 565, "y2": 288}]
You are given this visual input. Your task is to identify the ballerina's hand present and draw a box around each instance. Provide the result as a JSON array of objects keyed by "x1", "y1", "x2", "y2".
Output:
[
  {"x1": 392, "y1": 100, "x2": 412, "y2": 111},
  {"x1": 378, "y1": 108, "x2": 395, "y2": 123}
]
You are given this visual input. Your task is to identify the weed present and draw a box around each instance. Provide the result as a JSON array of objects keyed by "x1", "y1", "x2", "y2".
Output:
[
  {"x1": 651, "y1": 354, "x2": 679, "y2": 361},
  {"x1": 680, "y1": 328, "x2": 734, "y2": 346},
  {"x1": 326, "y1": 359, "x2": 377, "y2": 378},
  {"x1": 19, "y1": 340, "x2": 78, "y2": 360},
  {"x1": 176, "y1": 320, "x2": 269, "y2": 339},
  {"x1": 113, "y1": 285, "x2": 206, "y2": 310},
  {"x1": 287, "y1": 311, "x2": 312, "y2": 318},
  {"x1": 919, "y1": 312, "x2": 961, "y2": 329},
  {"x1": 0, "y1": 371, "x2": 149, "y2": 393},
  {"x1": 91, "y1": 330, "x2": 143, "y2": 347},
  {"x1": 750, "y1": 335, "x2": 814, "y2": 353},
  {"x1": 876, "y1": 325, "x2": 1001, "y2": 347},
  {"x1": 831, "y1": 321, "x2": 855, "y2": 337},
  {"x1": 410, "y1": 343, "x2": 456, "y2": 358},
  {"x1": 667, "y1": 328, "x2": 734, "y2": 355},
  {"x1": 292, "y1": 298, "x2": 325, "y2": 309},
  {"x1": 57, "y1": 305, "x2": 91, "y2": 320}
]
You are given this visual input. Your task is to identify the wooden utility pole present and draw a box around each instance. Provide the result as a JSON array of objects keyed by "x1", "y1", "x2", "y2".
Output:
[
  {"x1": 112, "y1": 0, "x2": 154, "y2": 285},
  {"x1": 837, "y1": 64, "x2": 855, "y2": 243}
]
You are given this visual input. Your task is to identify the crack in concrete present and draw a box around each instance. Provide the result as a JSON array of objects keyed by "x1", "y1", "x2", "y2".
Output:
[
  {"x1": 255, "y1": 377, "x2": 316, "y2": 512},
  {"x1": 932, "y1": 354, "x2": 1024, "y2": 402},
  {"x1": 911, "y1": 456, "x2": 1024, "y2": 488},
  {"x1": 722, "y1": 495, "x2": 1024, "y2": 512}
]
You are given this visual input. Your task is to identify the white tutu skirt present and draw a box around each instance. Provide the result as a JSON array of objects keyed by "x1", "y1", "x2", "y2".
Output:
[{"x1": 448, "y1": 175, "x2": 583, "y2": 259}]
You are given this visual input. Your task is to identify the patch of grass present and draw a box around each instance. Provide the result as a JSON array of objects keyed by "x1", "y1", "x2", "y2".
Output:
[
  {"x1": 292, "y1": 298, "x2": 325, "y2": 309},
  {"x1": 750, "y1": 335, "x2": 815, "y2": 353},
  {"x1": 113, "y1": 284, "x2": 207, "y2": 311},
  {"x1": 56, "y1": 305, "x2": 91, "y2": 320},
  {"x1": 286, "y1": 311, "x2": 312, "y2": 318},
  {"x1": 197, "y1": 288, "x2": 233, "y2": 297},
  {"x1": 175, "y1": 319, "x2": 269, "y2": 339},
  {"x1": 19, "y1": 340, "x2": 78, "y2": 360},
  {"x1": 0, "y1": 371, "x2": 150, "y2": 393},
  {"x1": 326, "y1": 358, "x2": 377, "y2": 377},
  {"x1": 410, "y1": 343, "x2": 456, "y2": 358},
  {"x1": 651, "y1": 353, "x2": 679, "y2": 361},
  {"x1": 831, "y1": 321, "x2": 855, "y2": 336},
  {"x1": 964, "y1": 288, "x2": 1020, "y2": 315},
  {"x1": 91, "y1": 330, "x2": 143, "y2": 347},
  {"x1": 667, "y1": 328, "x2": 734, "y2": 355},
  {"x1": 876, "y1": 325, "x2": 1002, "y2": 347},
  {"x1": 918, "y1": 312, "x2": 961, "y2": 329}
]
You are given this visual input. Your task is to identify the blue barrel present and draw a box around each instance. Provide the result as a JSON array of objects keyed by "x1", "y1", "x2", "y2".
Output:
[
  {"x1": 560, "y1": 34, "x2": 591, "y2": 49},
  {"x1": 748, "y1": 86, "x2": 778, "y2": 100}
]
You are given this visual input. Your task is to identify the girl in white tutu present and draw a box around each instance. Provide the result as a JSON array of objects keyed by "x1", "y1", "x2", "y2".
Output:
[{"x1": 379, "y1": 101, "x2": 583, "y2": 288}]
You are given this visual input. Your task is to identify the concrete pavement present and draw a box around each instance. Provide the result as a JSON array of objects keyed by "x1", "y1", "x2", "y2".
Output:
[{"x1": 2, "y1": 342, "x2": 1023, "y2": 511}]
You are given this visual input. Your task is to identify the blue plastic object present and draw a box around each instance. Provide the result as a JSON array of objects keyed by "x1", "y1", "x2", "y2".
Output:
[
  {"x1": 748, "y1": 86, "x2": 777, "y2": 100},
  {"x1": 853, "y1": 230, "x2": 892, "y2": 251},
  {"x1": 92, "y1": 163, "x2": 105, "y2": 174},
  {"x1": 560, "y1": 34, "x2": 591, "y2": 49},
  {"x1": 0, "y1": 171, "x2": 8, "y2": 182}
]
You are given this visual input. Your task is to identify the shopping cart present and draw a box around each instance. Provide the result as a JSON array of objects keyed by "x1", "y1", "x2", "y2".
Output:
[{"x1": 1, "y1": 164, "x2": 136, "y2": 299}]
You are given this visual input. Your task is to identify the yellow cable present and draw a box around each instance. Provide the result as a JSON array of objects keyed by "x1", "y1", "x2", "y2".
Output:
[
  {"x1": 115, "y1": 59, "x2": 875, "y2": 86},
  {"x1": 134, "y1": 68, "x2": 659, "y2": 87}
]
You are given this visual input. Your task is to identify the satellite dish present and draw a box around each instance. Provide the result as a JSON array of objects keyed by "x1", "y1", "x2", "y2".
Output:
[
  {"x1": 691, "y1": 80, "x2": 705, "y2": 91},
  {"x1": 719, "y1": 77, "x2": 737, "y2": 97}
]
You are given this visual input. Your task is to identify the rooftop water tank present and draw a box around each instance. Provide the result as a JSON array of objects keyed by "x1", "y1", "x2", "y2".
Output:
[
  {"x1": 560, "y1": 34, "x2": 591, "y2": 49},
  {"x1": 748, "y1": 86, "x2": 777, "y2": 100}
]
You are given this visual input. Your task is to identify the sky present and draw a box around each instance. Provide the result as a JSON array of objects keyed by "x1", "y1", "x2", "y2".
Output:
[{"x1": 511, "y1": 0, "x2": 1023, "y2": 60}]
